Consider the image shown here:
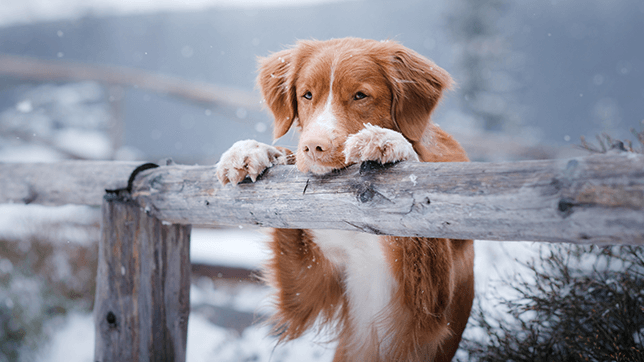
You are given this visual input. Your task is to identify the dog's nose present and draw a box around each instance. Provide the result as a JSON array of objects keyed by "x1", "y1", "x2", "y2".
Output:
[{"x1": 301, "y1": 135, "x2": 332, "y2": 159}]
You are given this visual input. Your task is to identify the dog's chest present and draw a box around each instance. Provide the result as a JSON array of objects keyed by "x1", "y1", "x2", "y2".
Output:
[
  {"x1": 309, "y1": 229, "x2": 396, "y2": 347},
  {"x1": 309, "y1": 229, "x2": 382, "y2": 267}
]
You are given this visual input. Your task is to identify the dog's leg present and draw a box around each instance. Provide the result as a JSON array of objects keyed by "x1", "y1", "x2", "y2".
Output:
[
  {"x1": 264, "y1": 229, "x2": 346, "y2": 341},
  {"x1": 344, "y1": 123, "x2": 474, "y2": 360},
  {"x1": 433, "y1": 239, "x2": 475, "y2": 362},
  {"x1": 383, "y1": 236, "x2": 457, "y2": 360}
]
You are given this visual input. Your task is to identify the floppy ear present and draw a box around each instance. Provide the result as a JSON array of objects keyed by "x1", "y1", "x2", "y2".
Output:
[
  {"x1": 257, "y1": 48, "x2": 298, "y2": 140},
  {"x1": 387, "y1": 46, "x2": 453, "y2": 142}
]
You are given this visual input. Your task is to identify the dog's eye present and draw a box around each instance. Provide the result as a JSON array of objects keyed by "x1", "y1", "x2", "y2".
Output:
[
  {"x1": 303, "y1": 91, "x2": 313, "y2": 100},
  {"x1": 354, "y1": 92, "x2": 367, "y2": 100}
]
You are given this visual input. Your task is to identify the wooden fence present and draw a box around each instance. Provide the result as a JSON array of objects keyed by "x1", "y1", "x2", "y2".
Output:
[{"x1": 1, "y1": 151, "x2": 643, "y2": 360}]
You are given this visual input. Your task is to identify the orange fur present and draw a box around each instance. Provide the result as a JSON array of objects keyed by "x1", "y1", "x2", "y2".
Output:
[
  {"x1": 252, "y1": 38, "x2": 474, "y2": 361},
  {"x1": 263, "y1": 229, "x2": 347, "y2": 340}
]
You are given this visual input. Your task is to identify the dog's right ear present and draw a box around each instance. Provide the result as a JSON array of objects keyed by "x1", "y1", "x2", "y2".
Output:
[{"x1": 257, "y1": 48, "x2": 297, "y2": 140}]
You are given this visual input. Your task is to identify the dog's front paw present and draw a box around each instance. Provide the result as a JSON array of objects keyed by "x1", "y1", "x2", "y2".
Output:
[
  {"x1": 216, "y1": 140, "x2": 286, "y2": 185},
  {"x1": 344, "y1": 124, "x2": 419, "y2": 165}
]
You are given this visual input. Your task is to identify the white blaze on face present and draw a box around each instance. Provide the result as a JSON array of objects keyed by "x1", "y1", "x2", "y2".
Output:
[
  {"x1": 297, "y1": 63, "x2": 344, "y2": 175},
  {"x1": 312, "y1": 68, "x2": 336, "y2": 134}
]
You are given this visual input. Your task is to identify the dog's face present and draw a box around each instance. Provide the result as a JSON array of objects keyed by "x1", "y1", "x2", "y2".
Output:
[{"x1": 257, "y1": 38, "x2": 452, "y2": 174}]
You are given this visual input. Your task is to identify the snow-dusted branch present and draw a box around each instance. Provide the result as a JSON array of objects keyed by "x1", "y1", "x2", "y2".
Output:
[
  {"x1": 0, "y1": 54, "x2": 260, "y2": 110},
  {"x1": 3, "y1": 152, "x2": 643, "y2": 244}
]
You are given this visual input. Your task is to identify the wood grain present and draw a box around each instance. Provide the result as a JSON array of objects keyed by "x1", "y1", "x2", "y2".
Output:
[
  {"x1": 93, "y1": 197, "x2": 191, "y2": 361},
  {"x1": 131, "y1": 152, "x2": 644, "y2": 245},
  {"x1": 0, "y1": 161, "x2": 140, "y2": 206},
  {"x1": 2, "y1": 153, "x2": 643, "y2": 244}
]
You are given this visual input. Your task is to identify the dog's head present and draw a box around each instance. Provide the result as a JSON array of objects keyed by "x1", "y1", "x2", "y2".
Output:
[{"x1": 257, "y1": 38, "x2": 452, "y2": 174}]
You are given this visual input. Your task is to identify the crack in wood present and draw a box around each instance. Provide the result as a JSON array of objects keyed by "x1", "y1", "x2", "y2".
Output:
[
  {"x1": 557, "y1": 197, "x2": 597, "y2": 218},
  {"x1": 343, "y1": 220, "x2": 386, "y2": 235},
  {"x1": 408, "y1": 195, "x2": 432, "y2": 215}
]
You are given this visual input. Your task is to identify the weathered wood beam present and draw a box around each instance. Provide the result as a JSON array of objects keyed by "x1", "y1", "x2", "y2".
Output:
[
  {"x1": 0, "y1": 161, "x2": 140, "y2": 206},
  {"x1": 130, "y1": 153, "x2": 644, "y2": 245},
  {"x1": 94, "y1": 195, "x2": 191, "y2": 361},
  {"x1": 2, "y1": 153, "x2": 643, "y2": 244}
]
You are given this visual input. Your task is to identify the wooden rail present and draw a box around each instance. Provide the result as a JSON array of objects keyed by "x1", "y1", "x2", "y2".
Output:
[
  {"x1": 0, "y1": 161, "x2": 139, "y2": 206},
  {"x1": 131, "y1": 153, "x2": 644, "y2": 245},
  {"x1": 2, "y1": 152, "x2": 643, "y2": 360},
  {"x1": 2, "y1": 153, "x2": 643, "y2": 244}
]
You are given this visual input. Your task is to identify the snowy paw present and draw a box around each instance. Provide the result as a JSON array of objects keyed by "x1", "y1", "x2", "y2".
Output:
[
  {"x1": 343, "y1": 124, "x2": 419, "y2": 165},
  {"x1": 216, "y1": 140, "x2": 287, "y2": 185}
]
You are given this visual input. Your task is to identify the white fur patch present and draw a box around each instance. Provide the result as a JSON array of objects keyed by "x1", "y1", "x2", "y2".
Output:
[
  {"x1": 310, "y1": 229, "x2": 395, "y2": 356},
  {"x1": 344, "y1": 124, "x2": 419, "y2": 164},
  {"x1": 311, "y1": 69, "x2": 336, "y2": 134}
]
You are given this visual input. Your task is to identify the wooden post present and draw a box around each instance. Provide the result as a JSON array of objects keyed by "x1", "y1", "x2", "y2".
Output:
[{"x1": 94, "y1": 194, "x2": 191, "y2": 362}]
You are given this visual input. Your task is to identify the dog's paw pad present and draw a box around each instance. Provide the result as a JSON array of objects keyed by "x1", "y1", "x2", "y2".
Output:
[
  {"x1": 344, "y1": 124, "x2": 419, "y2": 165},
  {"x1": 216, "y1": 140, "x2": 286, "y2": 185}
]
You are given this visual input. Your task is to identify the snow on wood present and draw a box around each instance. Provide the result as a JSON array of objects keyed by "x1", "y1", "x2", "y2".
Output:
[{"x1": 2, "y1": 152, "x2": 643, "y2": 244}]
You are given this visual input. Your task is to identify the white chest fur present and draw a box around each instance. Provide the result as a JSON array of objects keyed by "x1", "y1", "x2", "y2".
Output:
[{"x1": 309, "y1": 229, "x2": 396, "y2": 352}]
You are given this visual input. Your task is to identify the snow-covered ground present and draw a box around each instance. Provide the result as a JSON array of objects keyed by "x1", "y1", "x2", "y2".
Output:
[
  {"x1": 33, "y1": 299, "x2": 339, "y2": 362},
  {"x1": 39, "y1": 311, "x2": 339, "y2": 362},
  {"x1": 36, "y1": 286, "x2": 339, "y2": 362},
  {"x1": 190, "y1": 228, "x2": 270, "y2": 269}
]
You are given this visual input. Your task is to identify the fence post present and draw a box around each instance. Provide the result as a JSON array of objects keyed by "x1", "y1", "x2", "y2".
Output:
[{"x1": 94, "y1": 194, "x2": 191, "y2": 361}]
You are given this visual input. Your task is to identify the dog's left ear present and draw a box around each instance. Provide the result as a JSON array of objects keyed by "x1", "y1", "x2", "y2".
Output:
[{"x1": 387, "y1": 46, "x2": 453, "y2": 142}]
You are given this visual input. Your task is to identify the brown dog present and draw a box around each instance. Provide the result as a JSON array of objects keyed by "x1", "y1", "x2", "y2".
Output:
[{"x1": 216, "y1": 38, "x2": 474, "y2": 362}]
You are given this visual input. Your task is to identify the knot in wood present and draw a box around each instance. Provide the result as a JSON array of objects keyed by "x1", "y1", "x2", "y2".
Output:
[
  {"x1": 356, "y1": 182, "x2": 376, "y2": 203},
  {"x1": 106, "y1": 311, "x2": 117, "y2": 326},
  {"x1": 558, "y1": 197, "x2": 575, "y2": 218}
]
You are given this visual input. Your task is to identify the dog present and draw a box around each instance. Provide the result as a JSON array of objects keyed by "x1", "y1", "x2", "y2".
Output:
[{"x1": 216, "y1": 38, "x2": 474, "y2": 362}]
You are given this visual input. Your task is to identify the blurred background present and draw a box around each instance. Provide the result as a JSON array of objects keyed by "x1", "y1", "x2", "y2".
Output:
[
  {"x1": 0, "y1": 0, "x2": 642, "y2": 361},
  {"x1": 2, "y1": 0, "x2": 643, "y2": 164}
]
